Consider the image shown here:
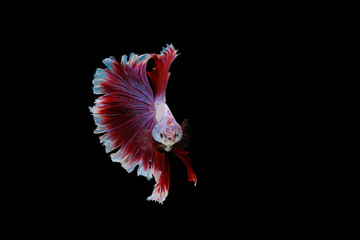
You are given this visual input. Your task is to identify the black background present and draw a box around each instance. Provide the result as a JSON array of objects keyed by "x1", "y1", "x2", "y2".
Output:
[
  {"x1": 6, "y1": 11, "x2": 309, "y2": 233},
  {"x1": 58, "y1": 34, "x2": 238, "y2": 209}
]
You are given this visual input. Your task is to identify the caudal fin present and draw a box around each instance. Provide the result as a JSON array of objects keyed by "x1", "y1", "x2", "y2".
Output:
[{"x1": 90, "y1": 53, "x2": 156, "y2": 180}]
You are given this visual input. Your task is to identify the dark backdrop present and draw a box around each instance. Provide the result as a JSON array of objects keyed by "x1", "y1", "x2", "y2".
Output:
[{"x1": 11, "y1": 19, "x2": 302, "y2": 231}]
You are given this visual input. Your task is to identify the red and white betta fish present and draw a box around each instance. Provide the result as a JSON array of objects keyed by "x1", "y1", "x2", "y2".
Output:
[{"x1": 89, "y1": 44, "x2": 197, "y2": 204}]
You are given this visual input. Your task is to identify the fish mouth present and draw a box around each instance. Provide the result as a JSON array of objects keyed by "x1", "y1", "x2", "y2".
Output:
[
  {"x1": 164, "y1": 145, "x2": 172, "y2": 152},
  {"x1": 163, "y1": 140, "x2": 175, "y2": 152}
]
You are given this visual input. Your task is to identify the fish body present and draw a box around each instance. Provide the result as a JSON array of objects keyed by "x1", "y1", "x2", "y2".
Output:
[
  {"x1": 153, "y1": 101, "x2": 182, "y2": 152},
  {"x1": 90, "y1": 44, "x2": 196, "y2": 203}
]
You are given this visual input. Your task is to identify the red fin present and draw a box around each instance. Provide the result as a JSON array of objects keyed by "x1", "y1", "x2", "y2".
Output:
[
  {"x1": 147, "y1": 44, "x2": 178, "y2": 101},
  {"x1": 147, "y1": 151, "x2": 170, "y2": 204},
  {"x1": 174, "y1": 149, "x2": 197, "y2": 186},
  {"x1": 90, "y1": 54, "x2": 156, "y2": 180}
]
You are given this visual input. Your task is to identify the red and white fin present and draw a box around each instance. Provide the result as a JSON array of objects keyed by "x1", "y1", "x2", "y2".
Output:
[
  {"x1": 90, "y1": 53, "x2": 156, "y2": 180},
  {"x1": 147, "y1": 151, "x2": 170, "y2": 204}
]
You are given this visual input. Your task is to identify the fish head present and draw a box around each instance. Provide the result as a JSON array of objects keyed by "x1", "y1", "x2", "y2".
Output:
[{"x1": 152, "y1": 121, "x2": 182, "y2": 151}]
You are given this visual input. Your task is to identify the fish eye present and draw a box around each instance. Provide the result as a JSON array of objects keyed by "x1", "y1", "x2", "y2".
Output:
[
  {"x1": 160, "y1": 133, "x2": 164, "y2": 139},
  {"x1": 175, "y1": 133, "x2": 179, "y2": 138}
]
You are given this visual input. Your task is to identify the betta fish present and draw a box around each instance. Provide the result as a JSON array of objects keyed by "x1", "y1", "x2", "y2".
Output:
[{"x1": 89, "y1": 44, "x2": 197, "y2": 204}]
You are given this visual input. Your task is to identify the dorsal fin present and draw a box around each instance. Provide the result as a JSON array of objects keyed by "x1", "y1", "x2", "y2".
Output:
[{"x1": 147, "y1": 44, "x2": 178, "y2": 102}]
